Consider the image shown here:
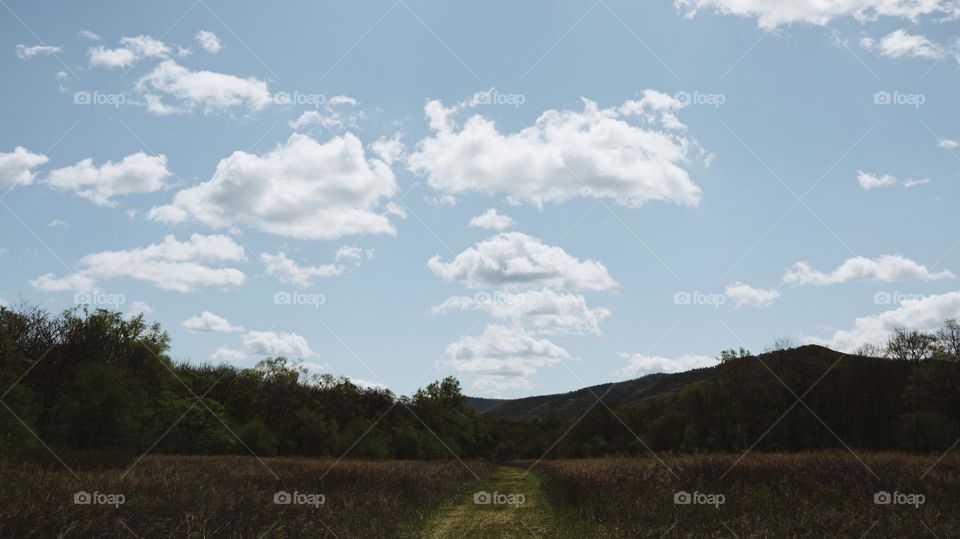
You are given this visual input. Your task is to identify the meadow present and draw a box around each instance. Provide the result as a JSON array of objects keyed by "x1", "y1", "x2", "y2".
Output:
[{"x1": 0, "y1": 456, "x2": 492, "y2": 538}]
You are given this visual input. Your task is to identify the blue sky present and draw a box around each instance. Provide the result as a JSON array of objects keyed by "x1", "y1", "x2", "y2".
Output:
[{"x1": 2, "y1": 0, "x2": 960, "y2": 397}]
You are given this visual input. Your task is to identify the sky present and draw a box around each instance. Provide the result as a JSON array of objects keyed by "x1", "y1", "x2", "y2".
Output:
[{"x1": 2, "y1": 0, "x2": 960, "y2": 397}]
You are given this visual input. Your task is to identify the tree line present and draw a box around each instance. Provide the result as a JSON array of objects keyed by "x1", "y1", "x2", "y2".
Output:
[{"x1": 2, "y1": 304, "x2": 959, "y2": 464}]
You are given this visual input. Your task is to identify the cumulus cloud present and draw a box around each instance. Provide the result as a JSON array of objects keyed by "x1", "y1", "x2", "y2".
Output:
[
  {"x1": 46, "y1": 152, "x2": 170, "y2": 206},
  {"x1": 860, "y1": 29, "x2": 945, "y2": 59},
  {"x1": 620, "y1": 352, "x2": 715, "y2": 377},
  {"x1": 183, "y1": 311, "x2": 242, "y2": 333},
  {"x1": 244, "y1": 330, "x2": 312, "y2": 357},
  {"x1": 433, "y1": 289, "x2": 610, "y2": 336},
  {"x1": 408, "y1": 91, "x2": 704, "y2": 209},
  {"x1": 16, "y1": 44, "x2": 62, "y2": 60},
  {"x1": 445, "y1": 324, "x2": 569, "y2": 391},
  {"x1": 674, "y1": 0, "x2": 960, "y2": 30},
  {"x1": 857, "y1": 170, "x2": 897, "y2": 190},
  {"x1": 288, "y1": 96, "x2": 364, "y2": 132},
  {"x1": 428, "y1": 232, "x2": 617, "y2": 291},
  {"x1": 30, "y1": 234, "x2": 246, "y2": 293},
  {"x1": 136, "y1": 60, "x2": 271, "y2": 113},
  {"x1": 261, "y1": 247, "x2": 373, "y2": 287},
  {"x1": 939, "y1": 138, "x2": 960, "y2": 150},
  {"x1": 816, "y1": 291, "x2": 960, "y2": 351},
  {"x1": 725, "y1": 282, "x2": 780, "y2": 307},
  {"x1": 0, "y1": 147, "x2": 48, "y2": 188},
  {"x1": 78, "y1": 30, "x2": 100, "y2": 41},
  {"x1": 149, "y1": 133, "x2": 398, "y2": 240},
  {"x1": 195, "y1": 30, "x2": 222, "y2": 53},
  {"x1": 783, "y1": 255, "x2": 954, "y2": 285},
  {"x1": 89, "y1": 35, "x2": 170, "y2": 68},
  {"x1": 370, "y1": 134, "x2": 405, "y2": 166},
  {"x1": 468, "y1": 208, "x2": 515, "y2": 231}
]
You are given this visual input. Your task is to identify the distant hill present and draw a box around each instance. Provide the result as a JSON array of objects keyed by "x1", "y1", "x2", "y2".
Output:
[{"x1": 466, "y1": 363, "x2": 716, "y2": 420}]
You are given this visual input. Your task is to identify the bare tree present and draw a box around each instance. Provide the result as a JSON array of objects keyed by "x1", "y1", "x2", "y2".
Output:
[
  {"x1": 764, "y1": 336, "x2": 796, "y2": 353},
  {"x1": 936, "y1": 319, "x2": 960, "y2": 360},
  {"x1": 853, "y1": 342, "x2": 886, "y2": 358},
  {"x1": 886, "y1": 328, "x2": 938, "y2": 363}
]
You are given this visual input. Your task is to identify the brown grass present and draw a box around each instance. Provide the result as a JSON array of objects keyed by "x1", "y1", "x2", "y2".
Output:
[
  {"x1": 524, "y1": 451, "x2": 960, "y2": 537},
  {"x1": 0, "y1": 455, "x2": 492, "y2": 538}
]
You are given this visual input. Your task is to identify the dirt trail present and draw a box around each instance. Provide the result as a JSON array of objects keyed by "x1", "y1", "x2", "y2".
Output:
[{"x1": 421, "y1": 465, "x2": 565, "y2": 538}]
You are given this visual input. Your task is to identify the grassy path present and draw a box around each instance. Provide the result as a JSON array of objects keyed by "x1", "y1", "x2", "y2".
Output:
[{"x1": 420, "y1": 465, "x2": 569, "y2": 538}]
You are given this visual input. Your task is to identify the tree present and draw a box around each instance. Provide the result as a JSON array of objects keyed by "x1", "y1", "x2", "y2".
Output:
[
  {"x1": 717, "y1": 347, "x2": 751, "y2": 363},
  {"x1": 765, "y1": 337, "x2": 796, "y2": 353},
  {"x1": 886, "y1": 328, "x2": 938, "y2": 363},
  {"x1": 936, "y1": 319, "x2": 960, "y2": 360}
]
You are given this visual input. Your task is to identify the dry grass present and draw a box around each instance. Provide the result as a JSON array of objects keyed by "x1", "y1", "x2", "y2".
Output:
[
  {"x1": 525, "y1": 451, "x2": 960, "y2": 537},
  {"x1": 0, "y1": 455, "x2": 492, "y2": 538}
]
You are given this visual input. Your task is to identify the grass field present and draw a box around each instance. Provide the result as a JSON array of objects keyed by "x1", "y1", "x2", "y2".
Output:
[
  {"x1": 3, "y1": 452, "x2": 960, "y2": 537},
  {"x1": 0, "y1": 455, "x2": 492, "y2": 538}
]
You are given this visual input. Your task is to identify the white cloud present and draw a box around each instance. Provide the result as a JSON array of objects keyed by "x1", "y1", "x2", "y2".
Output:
[
  {"x1": 144, "y1": 94, "x2": 185, "y2": 116},
  {"x1": 89, "y1": 35, "x2": 170, "y2": 68},
  {"x1": 861, "y1": 29, "x2": 945, "y2": 59},
  {"x1": 903, "y1": 177, "x2": 930, "y2": 188},
  {"x1": 675, "y1": 0, "x2": 960, "y2": 30},
  {"x1": 468, "y1": 208, "x2": 515, "y2": 230},
  {"x1": 857, "y1": 170, "x2": 897, "y2": 190},
  {"x1": 16, "y1": 44, "x2": 62, "y2": 60},
  {"x1": 47, "y1": 152, "x2": 170, "y2": 206},
  {"x1": 783, "y1": 255, "x2": 954, "y2": 285},
  {"x1": 938, "y1": 138, "x2": 960, "y2": 150},
  {"x1": 47, "y1": 220, "x2": 68, "y2": 228},
  {"x1": 260, "y1": 247, "x2": 373, "y2": 287},
  {"x1": 30, "y1": 234, "x2": 246, "y2": 293},
  {"x1": 128, "y1": 300, "x2": 153, "y2": 316},
  {"x1": 195, "y1": 30, "x2": 222, "y2": 53},
  {"x1": 260, "y1": 252, "x2": 343, "y2": 287},
  {"x1": 428, "y1": 232, "x2": 618, "y2": 291},
  {"x1": 445, "y1": 324, "x2": 569, "y2": 391},
  {"x1": 620, "y1": 352, "x2": 714, "y2": 377},
  {"x1": 183, "y1": 311, "x2": 242, "y2": 333},
  {"x1": 288, "y1": 96, "x2": 364, "y2": 132},
  {"x1": 370, "y1": 134, "x2": 405, "y2": 166},
  {"x1": 0, "y1": 147, "x2": 49, "y2": 188},
  {"x1": 408, "y1": 91, "x2": 704, "y2": 209},
  {"x1": 136, "y1": 60, "x2": 271, "y2": 113},
  {"x1": 244, "y1": 330, "x2": 312, "y2": 358},
  {"x1": 211, "y1": 346, "x2": 246, "y2": 361},
  {"x1": 78, "y1": 30, "x2": 100, "y2": 41},
  {"x1": 433, "y1": 289, "x2": 609, "y2": 336},
  {"x1": 725, "y1": 282, "x2": 780, "y2": 307},
  {"x1": 149, "y1": 133, "x2": 398, "y2": 240},
  {"x1": 816, "y1": 291, "x2": 960, "y2": 351}
]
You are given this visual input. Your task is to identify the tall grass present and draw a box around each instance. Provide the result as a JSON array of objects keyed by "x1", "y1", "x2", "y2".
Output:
[
  {"x1": 0, "y1": 455, "x2": 492, "y2": 537},
  {"x1": 526, "y1": 451, "x2": 960, "y2": 537}
]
